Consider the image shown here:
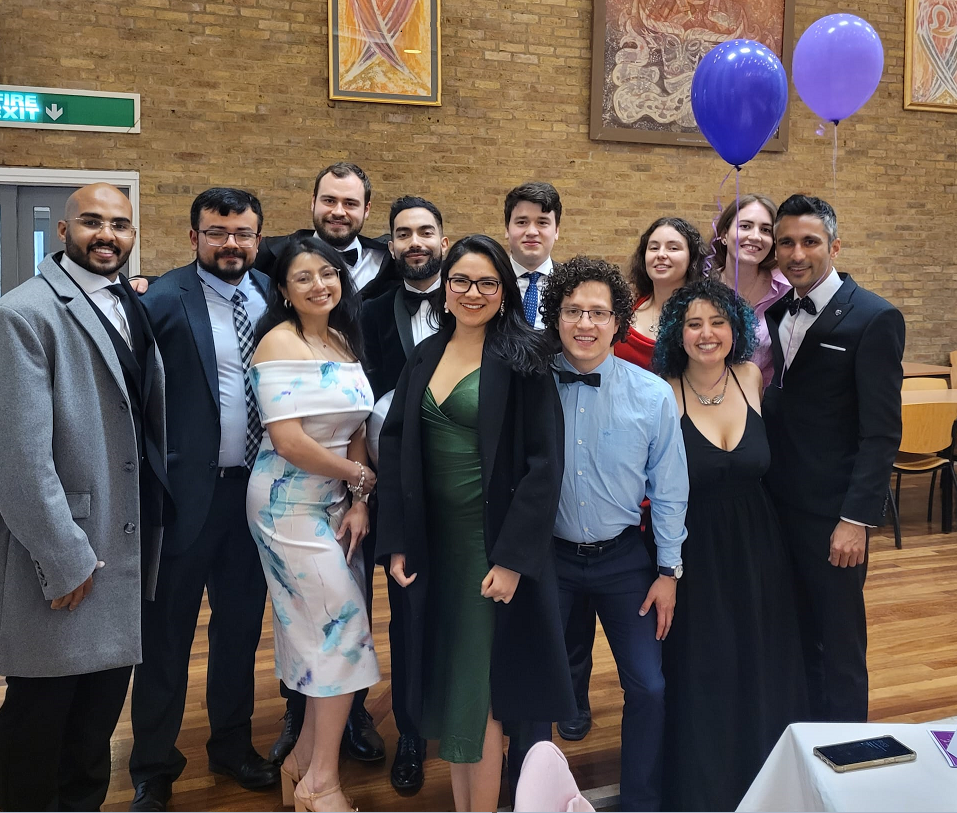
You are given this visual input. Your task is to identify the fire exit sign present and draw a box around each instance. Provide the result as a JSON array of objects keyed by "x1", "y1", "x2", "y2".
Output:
[{"x1": 0, "y1": 85, "x2": 140, "y2": 133}]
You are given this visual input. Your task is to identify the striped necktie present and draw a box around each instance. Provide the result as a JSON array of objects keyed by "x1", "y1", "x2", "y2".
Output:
[{"x1": 231, "y1": 290, "x2": 262, "y2": 470}]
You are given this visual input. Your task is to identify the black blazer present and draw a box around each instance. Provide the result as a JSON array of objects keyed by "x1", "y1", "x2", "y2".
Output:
[
  {"x1": 763, "y1": 274, "x2": 905, "y2": 525},
  {"x1": 361, "y1": 285, "x2": 429, "y2": 400},
  {"x1": 255, "y1": 229, "x2": 398, "y2": 301},
  {"x1": 375, "y1": 325, "x2": 576, "y2": 725},
  {"x1": 141, "y1": 262, "x2": 271, "y2": 555}
]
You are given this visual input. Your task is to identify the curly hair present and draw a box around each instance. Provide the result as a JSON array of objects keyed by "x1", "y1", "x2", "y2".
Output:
[
  {"x1": 540, "y1": 255, "x2": 635, "y2": 347},
  {"x1": 710, "y1": 194, "x2": 777, "y2": 273},
  {"x1": 629, "y1": 217, "x2": 707, "y2": 298},
  {"x1": 652, "y1": 278, "x2": 758, "y2": 379}
]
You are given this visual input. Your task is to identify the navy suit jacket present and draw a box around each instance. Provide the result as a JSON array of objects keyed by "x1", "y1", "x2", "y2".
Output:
[
  {"x1": 763, "y1": 274, "x2": 905, "y2": 526},
  {"x1": 141, "y1": 262, "x2": 270, "y2": 555}
]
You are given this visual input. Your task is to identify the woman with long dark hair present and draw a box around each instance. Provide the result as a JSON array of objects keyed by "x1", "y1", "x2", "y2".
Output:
[
  {"x1": 246, "y1": 237, "x2": 378, "y2": 812},
  {"x1": 377, "y1": 235, "x2": 574, "y2": 812}
]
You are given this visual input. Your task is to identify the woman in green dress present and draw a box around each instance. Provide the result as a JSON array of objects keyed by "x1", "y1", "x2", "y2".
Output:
[{"x1": 377, "y1": 235, "x2": 575, "y2": 812}]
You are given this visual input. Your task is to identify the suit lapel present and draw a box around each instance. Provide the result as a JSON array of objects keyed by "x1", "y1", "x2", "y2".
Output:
[
  {"x1": 178, "y1": 264, "x2": 219, "y2": 402},
  {"x1": 789, "y1": 275, "x2": 856, "y2": 372},
  {"x1": 392, "y1": 288, "x2": 415, "y2": 359},
  {"x1": 765, "y1": 297, "x2": 787, "y2": 387},
  {"x1": 478, "y1": 352, "x2": 509, "y2": 494}
]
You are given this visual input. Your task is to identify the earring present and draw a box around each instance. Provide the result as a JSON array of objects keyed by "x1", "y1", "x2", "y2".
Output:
[
  {"x1": 443, "y1": 304, "x2": 449, "y2": 313},
  {"x1": 283, "y1": 299, "x2": 292, "y2": 309},
  {"x1": 499, "y1": 302, "x2": 505, "y2": 317}
]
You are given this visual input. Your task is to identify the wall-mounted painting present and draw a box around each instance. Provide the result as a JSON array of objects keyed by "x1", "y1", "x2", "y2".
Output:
[
  {"x1": 590, "y1": 0, "x2": 794, "y2": 148},
  {"x1": 904, "y1": 0, "x2": 957, "y2": 112},
  {"x1": 329, "y1": 0, "x2": 441, "y2": 105}
]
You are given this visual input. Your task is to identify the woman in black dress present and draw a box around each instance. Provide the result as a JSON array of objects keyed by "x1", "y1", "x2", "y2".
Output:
[{"x1": 653, "y1": 279, "x2": 807, "y2": 811}]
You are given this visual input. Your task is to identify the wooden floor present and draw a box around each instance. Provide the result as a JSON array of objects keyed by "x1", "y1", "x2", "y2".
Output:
[{"x1": 4, "y1": 477, "x2": 956, "y2": 812}]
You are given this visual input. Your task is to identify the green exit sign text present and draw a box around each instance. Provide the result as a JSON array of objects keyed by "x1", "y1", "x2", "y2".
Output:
[{"x1": 0, "y1": 85, "x2": 139, "y2": 133}]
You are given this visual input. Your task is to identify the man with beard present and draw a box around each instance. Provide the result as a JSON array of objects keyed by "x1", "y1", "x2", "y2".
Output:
[
  {"x1": 0, "y1": 184, "x2": 168, "y2": 810},
  {"x1": 128, "y1": 188, "x2": 278, "y2": 811},
  {"x1": 255, "y1": 161, "x2": 396, "y2": 301}
]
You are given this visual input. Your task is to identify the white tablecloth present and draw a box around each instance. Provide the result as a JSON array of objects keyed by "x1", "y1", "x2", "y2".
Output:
[{"x1": 737, "y1": 722, "x2": 957, "y2": 812}]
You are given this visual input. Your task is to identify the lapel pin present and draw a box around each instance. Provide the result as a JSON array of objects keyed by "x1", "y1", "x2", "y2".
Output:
[{"x1": 835, "y1": 309, "x2": 843, "y2": 316}]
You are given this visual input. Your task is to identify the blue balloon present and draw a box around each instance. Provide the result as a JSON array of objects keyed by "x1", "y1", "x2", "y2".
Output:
[{"x1": 691, "y1": 39, "x2": 789, "y2": 168}]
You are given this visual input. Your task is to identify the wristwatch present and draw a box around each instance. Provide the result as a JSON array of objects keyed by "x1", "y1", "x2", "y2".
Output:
[{"x1": 658, "y1": 564, "x2": 684, "y2": 580}]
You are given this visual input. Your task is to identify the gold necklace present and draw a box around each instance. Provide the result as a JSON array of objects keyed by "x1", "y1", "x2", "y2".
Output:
[{"x1": 684, "y1": 367, "x2": 730, "y2": 406}]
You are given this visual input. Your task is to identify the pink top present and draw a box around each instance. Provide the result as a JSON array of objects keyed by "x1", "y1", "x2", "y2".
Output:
[{"x1": 750, "y1": 268, "x2": 791, "y2": 388}]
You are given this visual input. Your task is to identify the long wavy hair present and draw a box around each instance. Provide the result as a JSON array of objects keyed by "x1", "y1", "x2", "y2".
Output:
[
  {"x1": 254, "y1": 236, "x2": 365, "y2": 364},
  {"x1": 629, "y1": 217, "x2": 707, "y2": 299},
  {"x1": 710, "y1": 194, "x2": 778, "y2": 274},
  {"x1": 435, "y1": 234, "x2": 550, "y2": 376},
  {"x1": 652, "y1": 278, "x2": 758, "y2": 378}
]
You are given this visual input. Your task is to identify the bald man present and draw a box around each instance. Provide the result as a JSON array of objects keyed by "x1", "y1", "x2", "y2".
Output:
[{"x1": 0, "y1": 184, "x2": 169, "y2": 811}]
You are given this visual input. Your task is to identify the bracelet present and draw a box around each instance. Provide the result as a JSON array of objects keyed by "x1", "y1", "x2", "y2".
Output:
[{"x1": 347, "y1": 461, "x2": 365, "y2": 496}]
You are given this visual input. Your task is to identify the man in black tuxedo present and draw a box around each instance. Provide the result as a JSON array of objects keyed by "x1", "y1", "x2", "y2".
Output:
[
  {"x1": 255, "y1": 161, "x2": 397, "y2": 302},
  {"x1": 361, "y1": 196, "x2": 448, "y2": 793},
  {"x1": 129, "y1": 188, "x2": 278, "y2": 810},
  {"x1": 763, "y1": 194, "x2": 905, "y2": 723}
]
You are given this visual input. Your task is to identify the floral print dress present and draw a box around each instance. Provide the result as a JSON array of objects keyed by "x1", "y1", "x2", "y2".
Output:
[{"x1": 246, "y1": 359, "x2": 380, "y2": 697}]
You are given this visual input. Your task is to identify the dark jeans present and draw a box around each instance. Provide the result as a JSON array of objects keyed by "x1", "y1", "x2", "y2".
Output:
[
  {"x1": 130, "y1": 476, "x2": 266, "y2": 784},
  {"x1": 0, "y1": 666, "x2": 132, "y2": 811},
  {"x1": 555, "y1": 529, "x2": 664, "y2": 812}
]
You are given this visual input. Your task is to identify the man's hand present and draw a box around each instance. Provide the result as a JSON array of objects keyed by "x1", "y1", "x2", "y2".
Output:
[
  {"x1": 829, "y1": 520, "x2": 867, "y2": 568},
  {"x1": 336, "y1": 502, "x2": 369, "y2": 565},
  {"x1": 481, "y1": 565, "x2": 521, "y2": 604},
  {"x1": 50, "y1": 572, "x2": 94, "y2": 611},
  {"x1": 640, "y1": 575, "x2": 677, "y2": 640},
  {"x1": 128, "y1": 277, "x2": 149, "y2": 295},
  {"x1": 390, "y1": 553, "x2": 417, "y2": 587}
]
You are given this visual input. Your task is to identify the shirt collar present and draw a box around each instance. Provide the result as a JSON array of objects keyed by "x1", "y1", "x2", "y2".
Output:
[
  {"x1": 403, "y1": 277, "x2": 441, "y2": 294},
  {"x1": 554, "y1": 349, "x2": 617, "y2": 380},
  {"x1": 315, "y1": 233, "x2": 362, "y2": 264},
  {"x1": 805, "y1": 267, "x2": 842, "y2": 311},
  {"x1": 59, "y1": 253, "x2": 117, "y2": 294},
  {"x1": 196, "y1": 263, "x2": 253, "y2": 302},
  {"x1": 510, "y1": 255, "x2": 553, "y2": 279}
]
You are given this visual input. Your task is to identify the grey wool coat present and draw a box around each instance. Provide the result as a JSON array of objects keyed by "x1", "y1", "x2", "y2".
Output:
[{"x1": 0, "y1": 254, "x2": 166, "y2": 677}]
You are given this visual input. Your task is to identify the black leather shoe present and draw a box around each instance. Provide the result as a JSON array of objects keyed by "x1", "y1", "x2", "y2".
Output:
[
  {"x1": 130, "y1": 776, "x2": 172, "y2": 812},
  {"x1": 342, "y1": 706, "x2": 386, "y2": 762},
  {"x1": 390, "y1": 734, "x2": 426, "y2": 793},
  {"x1": 208, "y1": 751, "x2": 280, "y2": 790},
  {"x1": 557, "y1": 708, "x2": 592, "y2": 741},
  {"x1": 268, "y1": 708, "x2": 302, "y2": 765}
]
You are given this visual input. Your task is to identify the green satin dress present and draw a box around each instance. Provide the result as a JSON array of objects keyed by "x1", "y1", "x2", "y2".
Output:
[{"x1": 419, "y1": 368, "x2": 494, "y2": 763}]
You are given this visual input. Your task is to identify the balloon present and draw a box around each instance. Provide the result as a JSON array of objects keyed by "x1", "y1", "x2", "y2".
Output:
[
  {"x1": 691, "y1": 39, "x2": 789, "y2": 168},
  {"x1": 792, "y1": 14, "x2": 884, "y2": 123}
]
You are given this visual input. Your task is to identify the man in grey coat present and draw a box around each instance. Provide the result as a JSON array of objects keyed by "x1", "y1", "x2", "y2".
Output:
[{"x1": 0, "y1": 183, "x2": 168, "y2": 811}]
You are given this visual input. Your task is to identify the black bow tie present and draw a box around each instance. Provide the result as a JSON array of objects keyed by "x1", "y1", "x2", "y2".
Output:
[
  {"x1": 557, "y1": 369, "x2": 601, "y2": 387},
  {"x1": 403, "y1": 288, "x2": 433, "y2": 314},
  {"x1": 339, "y1": 248, "x2": 359, "y2": 267},
  {"x1": 787, "y1": 294, "x2": 817, "y2": 316}
]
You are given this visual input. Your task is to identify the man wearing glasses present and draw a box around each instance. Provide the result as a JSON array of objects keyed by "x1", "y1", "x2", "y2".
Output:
[
  {"x1": 540, "y1": 257, "x2": 688, "y2": 812},
  {"x1": 128, "y1": 188, "x2": 278, "y2": 811},
  {"x1": 0, "y1": 183, "x2": 169, "y2": 810}
]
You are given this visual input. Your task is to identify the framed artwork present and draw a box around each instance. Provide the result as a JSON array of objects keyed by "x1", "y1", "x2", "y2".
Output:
[
  {"x1": 589, "y1": 0, "x2": 794, "y2": 149},
  {"x1": 904, "y1": 0, "x2": 957, "y2": 112},
  {"x1": 328, "y1": 0, "x2": 441, "y2": 105}
]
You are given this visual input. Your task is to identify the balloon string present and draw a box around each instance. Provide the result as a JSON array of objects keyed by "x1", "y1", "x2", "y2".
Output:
[
  {"x1": 704, "y1": 166, "x2": 735, "y2": 276},
  {"x1": 832, "y1": 123, "x2": 838, "y2": 199},
  {"x1": 734, "y1": 167, "x2": 740, "y2": 296}
]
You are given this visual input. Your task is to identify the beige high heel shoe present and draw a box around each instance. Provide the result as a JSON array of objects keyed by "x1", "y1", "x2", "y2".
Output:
[
  {"x1": 293, "y1": 782, "x2": 358, "y2": 813},
  {"x1": 280, "y1": 751, "x2": 304, "y2": 807}
]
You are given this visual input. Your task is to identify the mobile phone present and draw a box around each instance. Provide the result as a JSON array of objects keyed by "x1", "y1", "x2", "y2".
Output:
[{"x1": 813, "y1": 735, "x2": 917, "y2": 773}]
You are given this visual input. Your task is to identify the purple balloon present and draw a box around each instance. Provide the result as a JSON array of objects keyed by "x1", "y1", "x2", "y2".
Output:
[
  {"x1": 792, "y1": 14, "x2": 884, "y2": 123},
  {"x1": 691, "y1": 39, "x2": 789, "y2": 168}
]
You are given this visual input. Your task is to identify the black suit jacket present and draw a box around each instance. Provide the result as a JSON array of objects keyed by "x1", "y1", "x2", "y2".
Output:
[
  {"x1": 255, "y1": 229, "x2": 398, "y2": 301},
  {"x1": 375, "y1": 325, "x2": 575, "y2": 725},
  {"x1": 763, "y1": 274, "x2": 905, "y2": 525},
  {"x1": 361, "y1": 285, "x2": 434, "y2": 400},
  {"x1": 140, "y1": 262, "x2": 270, "y2": 555}
]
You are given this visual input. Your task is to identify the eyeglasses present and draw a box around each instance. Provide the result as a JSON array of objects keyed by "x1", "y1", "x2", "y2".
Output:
[
  {"x1": 559, "y1": 307, "x2": 614, "y2": 326},
  {"x1": 288, "y1": 269, "x2": 340, "y2": 289},
  {"x1": 198, "y1": 229, "x2": 260, "y2": 247},
  {"x1": 70, "y1": 217, "x2": 136, "y2": 239},
  {"x1": 448, "y1": 276, "x2": 501, "y2": 296}
]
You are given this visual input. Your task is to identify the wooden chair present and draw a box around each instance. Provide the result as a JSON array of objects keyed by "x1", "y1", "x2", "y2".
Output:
[
  {"x1": 901, "y1": 377, "x2": 948, "y2": 392},
  {"x1": 888, "y1": 401, "x2": 957, "y2": 548},
  {"x1": 951, "y1": 350, "x2": 957, "y2": 389}
]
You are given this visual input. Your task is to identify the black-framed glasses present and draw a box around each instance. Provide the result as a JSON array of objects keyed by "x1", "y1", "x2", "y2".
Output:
[
  {"x1": 448, "y1": 276, "x2": 501, "y2": 296},
  {"x1": 198, "y1": 229, "x2": 260, "y2": 247},
  {"x1": 559, "y1": 307, "x2": 614, "y2": 326},
  {"x1": 70, "y1": 217, "x2": 136, "y2": 239}
]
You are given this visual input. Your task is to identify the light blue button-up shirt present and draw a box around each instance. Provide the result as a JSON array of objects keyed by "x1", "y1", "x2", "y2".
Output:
[
  {"x1": 553, "y1": 352, "x2": 688, "y2": 567},
  {"x1": 197, "y1": 266, "x2": 267, "y2": 467}
]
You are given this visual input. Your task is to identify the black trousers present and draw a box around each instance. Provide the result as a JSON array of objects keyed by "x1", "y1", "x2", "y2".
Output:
[
  {"x1": 129, "y1": 476, "x2": 266, "y2": 784},
  {"x1": 0, "y1": 665, "x2": 132, "y2": 811},
  {"x1": 562, "y1": 593, "x2": 596, "y2": 713},
  {"x1": 776, "y1": 503, "x2": 869, "y2": 722}
]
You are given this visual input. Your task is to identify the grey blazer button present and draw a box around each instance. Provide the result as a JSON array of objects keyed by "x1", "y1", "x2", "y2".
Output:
[
  {"x1": 124, "y1": 522, "x2": 136, "y2": 534},
  {"x1": 124, "y1": 461, "x2": 135, "y2": 472}
]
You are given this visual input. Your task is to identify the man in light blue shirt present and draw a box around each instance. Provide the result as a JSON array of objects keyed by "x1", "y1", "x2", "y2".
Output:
[{"x1": 542, "y1": 256, "x2": 688, "y2": 812}]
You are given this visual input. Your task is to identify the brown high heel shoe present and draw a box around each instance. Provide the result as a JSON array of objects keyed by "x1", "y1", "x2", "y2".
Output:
[
  {"x1": 280, "y1": 751, "x2": 304, "y2": 807},
  {"x1": 293, "y1": 782, "x2": 357, "y2": 813}
]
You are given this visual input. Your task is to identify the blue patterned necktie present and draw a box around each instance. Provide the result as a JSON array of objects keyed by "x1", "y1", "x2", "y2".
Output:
[
  {"x1": 522, "y1": 271, "x2": 542, "y2": 326},
  {"x1": 231, "y1": 290, "x2": 262, "y2": 469}
]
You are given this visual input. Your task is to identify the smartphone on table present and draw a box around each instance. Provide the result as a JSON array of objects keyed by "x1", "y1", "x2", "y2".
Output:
[{"x1": 813, "y1": 735, "x2": 917, "y2": 773}]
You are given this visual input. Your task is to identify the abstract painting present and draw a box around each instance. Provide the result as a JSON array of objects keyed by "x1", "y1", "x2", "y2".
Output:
[
  {"x1": 329, "y1": 0, "x2": 441, "y2": 105},
  {"x1": 905, "y1": 0, "x2": 957, "y2": 112},
  {"x1": 589, "y1": 0, "x2": 794, "y2": 148}
]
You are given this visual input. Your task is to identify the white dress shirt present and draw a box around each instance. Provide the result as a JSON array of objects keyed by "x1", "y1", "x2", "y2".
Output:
[
  {"x1": 779, "y1": 267, "x2": 843, "y2": 369},
  {"x1": 510, "y1": 255, "x2": 553, "y2": 330},
  {"x1": 196, "y1": 266, "x2": 267, "y2": 467},
  {"x1": 60, "y1": 254, "x2": 132, "y2": 348},
  {"x1": 321, "y1": 234, "x2": 387, "y2": 293},
  {"x1": 404, "y1": 277, "x2": 441, "y2": 345}
]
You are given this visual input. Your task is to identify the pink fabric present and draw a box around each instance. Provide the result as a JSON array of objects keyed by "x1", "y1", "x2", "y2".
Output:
[
  {"x1": 513, "y1": 741, "x2": 596, "y2": 813},
  {"x1": 751, "y1": 268, "x2": 791, "y2": 388}
]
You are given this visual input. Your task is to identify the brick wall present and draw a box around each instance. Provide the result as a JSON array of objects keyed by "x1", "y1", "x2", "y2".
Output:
[{"x1": 2, "y1": 0, "x2": 953, "y2": 360}]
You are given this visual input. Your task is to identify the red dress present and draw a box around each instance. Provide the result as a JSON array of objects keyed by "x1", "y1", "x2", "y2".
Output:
[{"x1": 615, "y1": 295, "x2": 655, "y2": 371}]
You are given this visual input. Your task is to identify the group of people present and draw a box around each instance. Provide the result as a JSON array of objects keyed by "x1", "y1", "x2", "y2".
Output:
[{"x1": 0, "y1": 162, "x2": 906, "y2": 813}]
